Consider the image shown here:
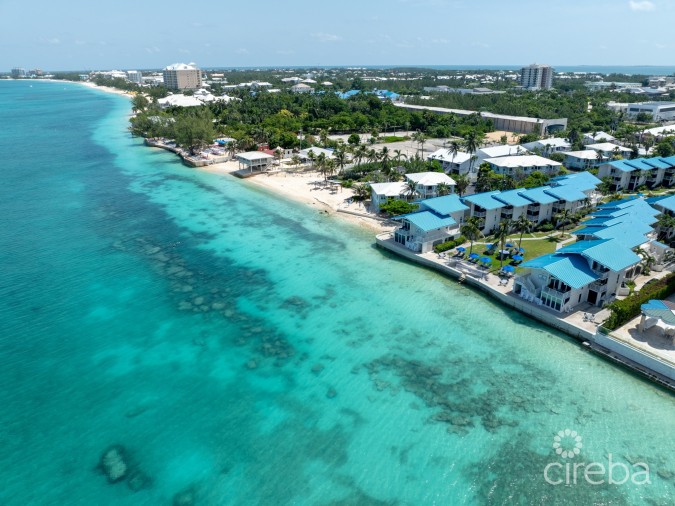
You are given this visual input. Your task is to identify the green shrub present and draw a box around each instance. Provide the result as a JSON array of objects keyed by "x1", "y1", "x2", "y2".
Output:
[
  {"x1": 604, "y1": 272, "x2": 675, "y2": 330},
  {"x1": 537, "y1": 221, "x2": 554, "y2": 232},
  {"x1": 433, "y1": 235, "x2": 466, "y2": 253}
]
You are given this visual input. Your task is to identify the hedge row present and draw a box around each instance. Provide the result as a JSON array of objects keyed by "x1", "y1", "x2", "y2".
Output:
[
  {"x1": 603, "y1": 272, "x2": 675, "y2": 330},
  {"x1": 433, "y1": 236, "x2": 466, "y2": 253}
]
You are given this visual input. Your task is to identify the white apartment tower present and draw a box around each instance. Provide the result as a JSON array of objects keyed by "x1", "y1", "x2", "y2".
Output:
[
  {"x1": 162, "y1": 63, "x2": 202, "y2": 90},
  {"x1": 520, "y1": 64, "x2": 553, "y2": 90}
]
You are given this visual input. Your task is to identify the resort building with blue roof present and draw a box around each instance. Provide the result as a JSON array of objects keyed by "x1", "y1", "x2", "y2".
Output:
[
  {"x1": 461, "y1": 171, "x2": 600, "y2": 233},
  {"x1": 597, "y1": 155, "x2": 675, "y2": 191},
  {"x1": 392, "y1": 194, "x2": 468, "y2": 253},
  {"x1": 514, "y1": 196, "x2": 663, "y2": 312}
]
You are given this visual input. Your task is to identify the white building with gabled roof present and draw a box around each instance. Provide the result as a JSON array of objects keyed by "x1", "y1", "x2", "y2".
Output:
[{"x1": 427, "y1": 149, "x2": 472, "y2": 175}]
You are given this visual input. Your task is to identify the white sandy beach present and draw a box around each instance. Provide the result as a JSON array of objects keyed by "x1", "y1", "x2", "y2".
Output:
[{"x1": 201, "y1": 160, "x2": 395, "y2": 234}]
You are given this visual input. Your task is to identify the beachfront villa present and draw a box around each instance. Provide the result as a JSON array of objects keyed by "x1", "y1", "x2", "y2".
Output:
[
  {"x1": 514, "y1": 198, "x2": 658, "y2": 312},
  {"x1": 648, "y1": 194, "x2": 675, "y2": 241},
  {"x1": 392, "y1": 195, "x2": 469, "y2": 253},
  {"x1": 370, "y1": 182, "x2": 408, "y2": 212},
  {"x1": 369, "y1": 172, "x2": 456, "y2": 212},
  {"x1": 475, "y1": 144, "x2": 529, "y2": 164},
  {"x1": 582, "y1": 131, "x2": 616, "y2": 145},
  {"x1": 564, "y1": 150, "x2": 605, "y2": 171},
  {"x1": 235, "y1": 151, "x2": 275, "y2": 173},
  {"x1": 427, "y1": 149, "x2": 472, "y2": 175},
  {"x1": 597, "y1": 155, "x2": 675, "y2": 192},
  {"x1": 405, "y1": 172, "x2": 456, "y2": 199},
  {"x1": 298, "y1": 147, "x2": 334, "y2": 162},
  {"x1": 521, "y1": 138, "x2": 572, "y2": 156},
  {"x1": 484, "y1": 154, "x2": 562, "y2": 177},
  {"x1": 584, "y1": 142, "x2": 632, "y2": 159}
]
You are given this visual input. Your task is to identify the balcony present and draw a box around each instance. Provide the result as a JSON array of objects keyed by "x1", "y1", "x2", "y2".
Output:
[
  {"x1": 592, "y1": 268, "x2": 610, "y2": 280},
  {"x1": 473, "y1": 210, "x2": 487, "y2": 218},
  {"x1": 500, "y1": 208, "x2": 513, "y2": 219},
  {"x1": 590, "y1": 278, "x2": 608, "y2": 290},
  {"x1": 542, "y1": 286, "x2": 571, "y2": 303}
]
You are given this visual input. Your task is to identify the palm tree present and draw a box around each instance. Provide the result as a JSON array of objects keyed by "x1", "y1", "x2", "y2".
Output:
[
  {"x1": 307, "y1": 150, "x2": 316, "y2": 170},
  {"x1": 352, "y1": 183, "x2": 371, "y2": 207},
  {"x1": 412, "y1": 131, "x2": 427, "y2": 158},
  {"x1": 460, "y1": 217, "x2": 483, "y2": 255},
  {"x1": 393, "y1": 149, "x2": 407, "y2": 172},
  {"x1": 354, "y1": 145, "x2": 367, "y2": 167},
  {"x1": 402, "y1": 180, "x2": 417, "y2": 201},
  {"x1": 379, "y1": 146, "x2": 391, "y2": 173},
  {"x1": 436, "y1": 183, "x2": 452, "y2": 196},
  {"x1": 453, "y1": 173, "x2": 470, "y2": 197},
  {"x1": 656, "y1": 213, "x2": 675, "y2": 241},
  {"x1": 496, "y1": 218, "x2": 513, "y2": 269},
  {"x1": 514, "y1": 215, "x2": 534, "y2": 249},
  {"x1": 291, "y1": 154, "x2": 302, "y2": 170},
  {"x1": 334, "y1": 149, "x2": 348, "y2": 174},
  {"x1": 464, "y1": 131, "x2": 481, "y2": 173},
  {"x1": 316, "y1": 152, "x2": 327, "y2": 178},
  {"x1": 554, "y1": 208, "x2": 573, "y2": 238},
  {"x1": 448, "y1": 141, "x2": 460, "y2": 167},
  {"x1": 367, "y1": 148, "x2": 378, "y2": 165}
]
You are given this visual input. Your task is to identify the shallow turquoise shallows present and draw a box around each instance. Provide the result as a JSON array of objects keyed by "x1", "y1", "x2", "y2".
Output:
[{"x1": 0, "y1": 81, "x2": 673, "y2": 505}]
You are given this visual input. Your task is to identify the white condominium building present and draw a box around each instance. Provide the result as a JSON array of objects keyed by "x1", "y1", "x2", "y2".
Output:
[
  {"x1": 163, "y1": 63, "x2": 202, "y2": 90},
  {"x1": 520, "y1": 64, "x2": 553, "y2": 90}
]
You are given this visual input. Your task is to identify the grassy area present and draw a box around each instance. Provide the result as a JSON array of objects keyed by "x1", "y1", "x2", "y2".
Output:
[
  {"x1": 470, "y1": 237, "x2": 559, "y2": 274},
  {"x1": 381, "y1": 135, "x2": 410, "y2": 143}
]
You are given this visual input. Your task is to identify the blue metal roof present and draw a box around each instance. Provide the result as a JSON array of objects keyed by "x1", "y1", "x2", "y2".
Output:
[
  {"x1": 625, "y1": 158, "x2": 658, "y2": 171},
  {"x1": 493, "y1": 189, "x2": 532, "y2": 207},
  {"x1": 607, "y1": 159, "x2": 638, "y2": 173},
  {"x1": 644, "y1": 158, "x2": 671, "y2": 169},
  {"x1": 518, "y1": 186, "x2": 559, "y2": 205},
  {"x1": 661, "y1": 155, "x2": 675, "y2": 166},
  {"x1": 544, "y1": 185, "x2": 588, "y2": 202},
  {"x1": 557, "y1": 239, "x2": 641, "y2": 271},
  {"x1": 651, "y1": 194, "x2": 675, "y2": 213},
  {"x1": 575, "y1": 223, "x2": 648, "y2": 249},
  {"x1": 597, "y1": 196, "x2": 638, "y2": 209},
  {"x1": 521, "y1": 253, "x2": 599, "y2": 289},
  {"x1": 463, "y1": 191, "x2": 505, "y2": 210},
  {"x1": 420, "y1": 194, "x2": 469, "y2": 216},
  {"x1": 400, "y1": 211, "x2": 457, "y2": 232},
  {"x1": 551, "y1": 171, "x2": 601, "y2": 191}
]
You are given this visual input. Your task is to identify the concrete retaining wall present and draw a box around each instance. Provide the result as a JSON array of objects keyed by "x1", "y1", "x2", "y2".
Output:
[
  {"x1": 376, "y1": 234, "x2": 675, "y2": 391},
  {"x1": 593, "y1": 332, "x2": 675, "y2": 383}
]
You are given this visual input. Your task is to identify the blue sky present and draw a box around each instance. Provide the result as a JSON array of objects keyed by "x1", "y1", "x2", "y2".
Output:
[{"x1": 1, "y1": 0, "x2": 673, "y2": 70}]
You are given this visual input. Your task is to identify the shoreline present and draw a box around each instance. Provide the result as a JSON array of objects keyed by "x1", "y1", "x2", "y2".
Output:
[
  {"x1": 189, "y1": 157, "x2": 395, "y2": 235},
  {"x1": 375, "y1": 234, "x2": 675, "y2": 392}
]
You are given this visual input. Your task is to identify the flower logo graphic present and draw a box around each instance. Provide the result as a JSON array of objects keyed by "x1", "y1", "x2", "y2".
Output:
[{"x1": 552, "y1": 429, "x2": 583, "y2": 459}]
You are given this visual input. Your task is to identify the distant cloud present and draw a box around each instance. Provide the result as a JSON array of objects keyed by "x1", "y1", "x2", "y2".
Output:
[
  {"x1": 276, "y1": 49, "x2": 295, "y2": 55},
  {"x1": 48, "y1": 38, "x2": 61, "y2": 45},
  {"x1": 235, "y1": 48, "x2": 249, "y2": 54},
  {"x1": 629, "y1": 1, "x2": 655, "y2": 11},
  {"x1": 178, "y1": 48, "x2": 190, "y2": 54},
  {"x1": 311, "y1": 32, "x2": 340, "y2": 42},
  {"x1": 145, "y1": 46, "x2": 161, "y2": 54}
]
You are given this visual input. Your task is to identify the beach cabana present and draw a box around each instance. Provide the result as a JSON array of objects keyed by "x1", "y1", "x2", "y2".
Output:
[{"x1": 639, "y1": 300, "x2": 675, "y2": 342}]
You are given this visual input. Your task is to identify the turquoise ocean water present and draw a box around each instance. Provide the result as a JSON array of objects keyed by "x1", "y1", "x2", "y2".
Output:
[{"x1": 0, "y1": 80, "x2": 673, "y2": 505}]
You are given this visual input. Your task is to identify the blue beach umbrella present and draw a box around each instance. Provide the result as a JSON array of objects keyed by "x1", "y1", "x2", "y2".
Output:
[
  {"x1": 512, "y1": 254, "x2": 524, "y2": 262},
  {"x1": 506, "y1": 243, "x2": 514, "y2": 248},
  {"x1": 456, "y1": 246, "x2": 466, "y2": 252},
  {"x1": 469, "y1": 253, "x2": 480, "y2": 259},
  {"x1": 518, "y1": 247, "x2": 525, "y2": 253},
  {"x1": 486, "y1": 243, "x2": 494, "y2": 249},
  {"x1": 480, "y1": 256, "x2": 492, "y2": 264},
  {"x1": 502, "y1": 265, "x2": 515, "y2": 273}
]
